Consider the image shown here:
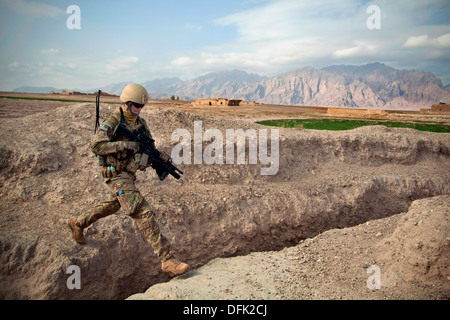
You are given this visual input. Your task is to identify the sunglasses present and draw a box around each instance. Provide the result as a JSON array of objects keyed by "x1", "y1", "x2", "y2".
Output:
[{"x1": 132, "y1": 102, "x2": 145, "y2": 109}]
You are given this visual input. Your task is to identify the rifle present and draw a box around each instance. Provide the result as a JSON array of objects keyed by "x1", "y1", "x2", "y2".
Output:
[{"x1": 113, "y1": 119, "x2": 183, "y2": 181}]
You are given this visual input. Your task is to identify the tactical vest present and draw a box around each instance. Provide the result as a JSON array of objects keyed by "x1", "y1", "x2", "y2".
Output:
[{"x1": 93, "y1": 109, "x2": 153, "y2": 174}]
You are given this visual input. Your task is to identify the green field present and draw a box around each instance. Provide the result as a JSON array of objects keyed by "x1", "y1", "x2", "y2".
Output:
[{"x1": 258, "y1": 118, "x2": 450, "y2": 133}]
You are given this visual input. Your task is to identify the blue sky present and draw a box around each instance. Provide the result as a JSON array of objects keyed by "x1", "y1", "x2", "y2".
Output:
[{"x1": 0, "y1": 0, "x2": 449, "y2": 91}]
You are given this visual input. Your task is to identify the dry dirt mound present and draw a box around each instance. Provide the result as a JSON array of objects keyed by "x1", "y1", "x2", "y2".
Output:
[
  {"x1": 0, "y1": 102, "x2": 449, "y2": 299},
  {"x1": 128, "y1": 195, "x2": 449, "y2": 300},
  {"x1": 375, "y1": 196, "x2": 449, "y2": 287}
]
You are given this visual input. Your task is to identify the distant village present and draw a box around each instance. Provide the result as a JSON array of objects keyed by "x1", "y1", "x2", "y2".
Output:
[
  {"x1": 420, "y1": 102, "x2": 450, "y2": 115},
  {"x1": 191, "y1": 98, "x2": 262, "y2": 107}
]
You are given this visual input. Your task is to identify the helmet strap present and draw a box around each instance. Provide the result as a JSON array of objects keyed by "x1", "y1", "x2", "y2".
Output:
[
  {"x1": 119, "y1": 103, "x2": 138, "y2": 124},
  {"x1": 126, "y1": 102, "x2": 140, "y2": 116}
]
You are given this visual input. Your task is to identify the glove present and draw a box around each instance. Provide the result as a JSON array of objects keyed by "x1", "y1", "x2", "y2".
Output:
[
  {"x1": 101, "y1": 165, "x2": 118, "y2": 178},
  {"x1": 122, "y1": 141, "x2": 140, "y2": 152},
  {"x1": 159, "y1": 151, "x2": 171, "y2": 162}
]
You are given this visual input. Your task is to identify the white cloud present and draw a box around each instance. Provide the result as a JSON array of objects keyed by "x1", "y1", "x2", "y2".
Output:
[
  {"x1": 7, "y1": 61, "x2": 32, "y2": 73},
  {"x1": 40, "y1": 48, "x2": 60, "y2": 55},
  {"x1": 169, "y1": 37, "x2": 329, "y2": 75},
  {"x1": 105, "y1": 56, "x2": 140, "y2": 74},
  {"x1": 184, "y1": 24, "x2": 203, "y2": 31},
  {"x1": 8, "y1": 61, "x2": 20, "y2": 68},
  {"x1": 68, "y1": 64, "x2": 78, "y2": 70},
  {"x1": 171, "y1": 56, "x2": 194, "y2": 67},
  {"x1": 1, "y1": 0, "x2": 65, "y2": 19},
  {"x1": 215, "y1": 0, "x2": 361, "y2": 42},
  {"x1": 333, "y1": 42, "x2": 379, "y2": 58},
  {"x1": 403, "y1": 33, "x2": 450, "y2": 49}
]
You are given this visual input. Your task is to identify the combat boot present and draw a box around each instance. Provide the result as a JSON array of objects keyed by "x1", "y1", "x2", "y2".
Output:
[
  {"x1": 161, "y1": 257, "x2": 190, "y2": 276},
  {"x1": 68, "y1": 218, "x2": 86, "y2": 244}
]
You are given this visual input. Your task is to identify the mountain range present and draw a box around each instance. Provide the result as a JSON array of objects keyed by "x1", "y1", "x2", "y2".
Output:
[{"x1": 13, "y1": 63, "x2": 450, "y2": 110}]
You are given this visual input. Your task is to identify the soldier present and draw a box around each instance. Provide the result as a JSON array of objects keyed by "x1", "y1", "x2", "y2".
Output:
[{"x1": 68, "y1": 83, "x2": 190, "y2": 276}]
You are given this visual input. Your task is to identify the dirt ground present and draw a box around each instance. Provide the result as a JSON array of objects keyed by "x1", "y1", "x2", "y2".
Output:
[
  {"x1": 0, "y1": 94, "x2": 449, "y2": 300},
  {"x1": 128, "y1": 195, "x2": 449, "y2": 300}
]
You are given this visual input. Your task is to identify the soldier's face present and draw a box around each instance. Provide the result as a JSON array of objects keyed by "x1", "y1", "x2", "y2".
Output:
[
  {"x1": 122, "y1": 103, "x2": 144, "y2": 116},
  {"x1": 130, "y1": 103, "x2": 144, "y2": 115}
]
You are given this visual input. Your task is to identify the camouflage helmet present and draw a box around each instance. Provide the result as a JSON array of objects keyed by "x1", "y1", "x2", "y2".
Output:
[{"x1": 120, "y1": 83, "x2": 149, "y2": 105}]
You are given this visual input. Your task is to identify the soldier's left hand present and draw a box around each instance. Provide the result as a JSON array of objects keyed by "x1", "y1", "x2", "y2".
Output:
[
  {"x1": 108, "y1": 165, "x2": 118, "y2": 177},
  {"x1": 102, "y1": 165, "x2": 117, "y2": 178}
]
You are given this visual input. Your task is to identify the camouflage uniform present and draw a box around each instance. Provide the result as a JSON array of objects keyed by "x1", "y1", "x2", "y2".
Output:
[{"x1": 75, "y1": 107, "x2": 173, "y2": 261}]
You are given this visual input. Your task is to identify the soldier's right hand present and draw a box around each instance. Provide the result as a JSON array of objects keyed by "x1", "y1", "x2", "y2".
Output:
[{"x1": 123, "y1": 141, "x2": 140, "y2": 152}]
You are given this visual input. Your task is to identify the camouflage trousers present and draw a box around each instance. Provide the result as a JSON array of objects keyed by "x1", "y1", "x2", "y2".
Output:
[{"x1": 75, "y1": 174, "x2": 173, "y2": 261}]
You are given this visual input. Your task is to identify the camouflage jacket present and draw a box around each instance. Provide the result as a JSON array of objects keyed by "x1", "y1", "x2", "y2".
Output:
[{"x1": 91, "y1": 107, "x2": 154, "y2": 175}]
